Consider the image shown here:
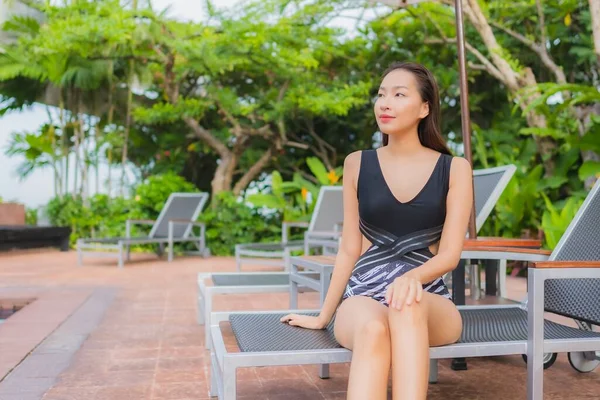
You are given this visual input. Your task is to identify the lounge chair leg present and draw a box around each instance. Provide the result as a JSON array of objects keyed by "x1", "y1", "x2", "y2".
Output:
[
  {"x1": 283, "y1": 248, "x2": 291, "y2": 272},
  {"x1": 197, "y1": 283, "x2": 205, "y2": 326},
  {"x1": 209, "y1": 352, "x2": 220, "y2": 398},
  {"x1": 205, "y1": 289, "x2": 213, "y2": 350},
  {"x1": 235, "y1": 245, "x2": 242, "y2": 271},
  {"x1": 469, "y1": 262, "x2": 481, "y2": 300},
  {"x1": 429, "y1": 360, "x2": 438, "y2": 383},
  {"x1": 118, "y1": 242, "x2": 124, "y2": 269},
  {"x1": 318, "y1": 364, "x2": 330, "y2": 379},
  {"x1": 126, "y1": 244, "x2": 131, "y2": 261},
  {"x1": 289, "y1": 261, "x2": 299, "y2": 309},
  {"x1": 527, "y1": 268, "x2": 545, "y2": 400},
  {"x1": 498, "y1": 259, "x2": 507, "y2": 298},
  {"x1": 223, "y1": 362, "x2": 237, "y2": 400},
  {"x1": 77, "y1": 240, "x2": 83, "y2": 266},
  {"x1": 168, "y1": 222, "x2": 174, "y2": 262}
]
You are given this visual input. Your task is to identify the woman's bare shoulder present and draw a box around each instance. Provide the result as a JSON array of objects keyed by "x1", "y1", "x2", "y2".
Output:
[{"x1": 449, "y1": 156, "x2": 472, "y2": 183}]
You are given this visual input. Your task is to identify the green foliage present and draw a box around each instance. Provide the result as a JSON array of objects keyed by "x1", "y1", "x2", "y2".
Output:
[
  {"x1": 45, "y1": 172, "x2": 198, "y2": 246},
  {"x1": 541, "y1": 194, "x2": 584, "y2": 249},
  {"x1": 1, "y1": 0, "x2": 599, "y2": 250},
  {"x1": 25, "y1": 207, "x2": 38, "y2": 225},
  {"x1": 46, "y1": 194, "x2": 133, "y2": 245},
  {"x1": 481, "y1": 166, "x2": 546, "y2": 238},
  {"x1": 5, "y1": 124, "x2": 62, "y2": 180},
  {"x1": 199, "y1": 191, "x2": 281, "y2": 256},
  {"x1": 247, "y1": 157, "x2": 342, "y2": 221},
  {"x1": 133, "y1": 172, "x2": 198, "y2": 216}
]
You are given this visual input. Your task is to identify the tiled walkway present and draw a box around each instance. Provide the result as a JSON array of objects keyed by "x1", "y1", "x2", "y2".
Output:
[{"x1": 0, "y1": 249, "x2": 598, "y2": 399}]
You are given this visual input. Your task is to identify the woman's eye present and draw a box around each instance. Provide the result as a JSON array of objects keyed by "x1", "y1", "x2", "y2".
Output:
[
  {"x1": 377, "y1": 93, "x2": 384, "y2": 98},
  {"x1": 395, "y1": 93, "x2": 405, "y2": 97}
]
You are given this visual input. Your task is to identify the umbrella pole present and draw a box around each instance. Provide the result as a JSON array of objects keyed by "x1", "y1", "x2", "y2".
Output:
[
  {"x1": 455, "y1": 0, "x2": 477, "y2": 240},
  {"x1": 451, "y1": 0, "x2": 474, "y2": 372}
]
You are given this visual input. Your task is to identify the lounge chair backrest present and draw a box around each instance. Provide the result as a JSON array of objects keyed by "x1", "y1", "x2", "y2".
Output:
[
  {"x1": 148, "y1": 192, "x2": 209, "y2": 239},
  {"x1": 473, "y1": 164, "x2": 517, "y2": 234},
  {"x1": 544, "y1": 178, "x2": 600, "y2": 325},
  {"x1": 308, "y1": 186, "x2": 344, "y2": 233}
]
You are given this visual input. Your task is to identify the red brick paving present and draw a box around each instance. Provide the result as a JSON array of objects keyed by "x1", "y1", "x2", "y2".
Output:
[{"x1": 0, "y1": 249, "x2": 597, "y2": 399}]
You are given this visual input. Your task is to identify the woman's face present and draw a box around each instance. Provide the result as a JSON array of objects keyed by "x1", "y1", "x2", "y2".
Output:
[{"x1": 374, "y1": 69, "x2": 429, "y2": 135}]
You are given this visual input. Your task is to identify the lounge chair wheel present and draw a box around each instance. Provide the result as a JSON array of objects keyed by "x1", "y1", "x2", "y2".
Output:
[
  {"x1": 521, "y1": 352, "x2": 557, "y2": 369},
  {"x1": 568, "y1": 351, "x2": 600, "y2": 373},
  {"x1": 201, "y1": 248, "x2": 211, "y2": 258}
]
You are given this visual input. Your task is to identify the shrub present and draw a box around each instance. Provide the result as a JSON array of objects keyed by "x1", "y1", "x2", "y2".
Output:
[{"x1": 200, "y1": 191, "x2": 281, "y2": 256}]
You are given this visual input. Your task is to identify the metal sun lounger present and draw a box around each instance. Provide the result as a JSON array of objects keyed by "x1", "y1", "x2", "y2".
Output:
[
  {"x1": 77, "y1": 192, "x2": 210, "y2": 268},
  {"x1": 234, "y1": 186, "x2": 343, "y2": 271},
  {"x1": 209, "y1": 179, "x2": 600, "y2": 400},
  {"x1": 197, "y1": 165, "x2": 517, "y2": 334}
]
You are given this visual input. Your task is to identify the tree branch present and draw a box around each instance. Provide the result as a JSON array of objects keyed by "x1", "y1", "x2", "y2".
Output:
[
  {"x1": 461, "y1": 0, "x2": 520, "y2": 91},
  {"x1": 535, "y1": 0, "x2": 547, "y2": 48},
  {"x1": 215, "y1": 101, "x2": 243, "y2": 137},
  {"x1": 424, "y1": 38, "x2": 506, "y2": 83},
  {"x1": 232, "y1": 146, "x2": 275, "y2": 195},
  {"x1": 284, "y1": 141, "x2": 310, "y2": 150},
  {"x1": 184, "y1": 117, "x2": 229, "y2": 156},
  {"x1": 243, "y1": 125, "x2": 273, "y2": 139},
  {"x1": 306, "y1": 119, "x2": 336, "y2": 170},
  {"x1": 490, "y1": 21, "x2": 566, "y2": 84}
]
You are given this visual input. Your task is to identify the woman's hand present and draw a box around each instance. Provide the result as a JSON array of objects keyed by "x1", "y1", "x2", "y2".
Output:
[
  {"x1": 385, "y1": 272, "x2": 423, "y2": 310},
  {"x1": 280, "y1": 314, "x2": 327, "y2": 330}
]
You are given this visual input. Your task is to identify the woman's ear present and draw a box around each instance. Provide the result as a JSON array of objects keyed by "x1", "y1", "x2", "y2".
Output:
[{"x1": 419, "y1": 101, "x2": 430, "y2": 119}]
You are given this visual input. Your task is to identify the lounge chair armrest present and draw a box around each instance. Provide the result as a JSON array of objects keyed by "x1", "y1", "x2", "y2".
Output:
[
  {"x1": 461, "y1": 246, "x2": 552, "y2": 255},
  {"x1": 282, "y1": 221, "x2": 310, "y2": 229},
  {"x1": 532, "y1": 261, "x2": 600, "y2": 269},
  {"x1": 282, "y1": 221, "x2": 310, "y2": 243},
  {"x1": 125, "y1": 219, "x2": 156, "y2": 238},
  {"x1": 463, "y1": 237, "x2": 542, "y2": 249},
  {"x1": 126, "y1": 219, "x2": 155, "y2": 225},
  {"x1": 168, "y1": 219, "x2": 205, "y2": 227}
]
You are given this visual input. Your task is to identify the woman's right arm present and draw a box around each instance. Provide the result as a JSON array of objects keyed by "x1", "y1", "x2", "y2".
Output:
[{"x1": 281, "y1": 151, "x2": 364, "y2": 328}]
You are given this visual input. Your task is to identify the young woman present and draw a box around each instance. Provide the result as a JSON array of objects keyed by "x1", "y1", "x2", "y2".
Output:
[{"x1": 281, "y1": 62, "x2": 473, "y2": 399}]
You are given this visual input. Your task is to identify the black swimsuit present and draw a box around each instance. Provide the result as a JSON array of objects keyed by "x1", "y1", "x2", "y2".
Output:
[{"x1": 343, "y1": 149, "x2": 453, "y2": 305}]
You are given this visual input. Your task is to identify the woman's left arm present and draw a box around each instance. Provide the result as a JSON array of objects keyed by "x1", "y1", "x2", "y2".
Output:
[{"x1": 410, "y1": 157, "x2": 473, "y2": 284}]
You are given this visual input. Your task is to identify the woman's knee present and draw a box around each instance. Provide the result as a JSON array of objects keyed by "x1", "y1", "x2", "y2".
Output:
[
  {"x1": 388, "y1": 301, "x2": 428, "y2": 327},
  {"x1": 354, "y1": 318, "x2": 391, "y2": 351}
]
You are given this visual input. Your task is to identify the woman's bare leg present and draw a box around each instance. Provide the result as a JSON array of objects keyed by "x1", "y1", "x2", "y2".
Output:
[
  {"x1": 334, "y1": 296, "x2": 391, "y2": 400},
  {"x1": 388, "y1": 292, "x2": 462, "y2": 400}
]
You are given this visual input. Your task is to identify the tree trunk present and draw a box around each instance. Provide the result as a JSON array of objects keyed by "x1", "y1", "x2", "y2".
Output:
[
  {"x1": 211, "y1": 154, "x2": 236, "y2": 194},
  {"x1": 106, "y1": 61, "x2": 115, "y2": 197},
  {"x1": 590, "y1": 0, "x2": 600, "y2": 63},
  {"x1": 462, "y1": 0, "x2": 557, "y2": 175},
  {"x1": 120, "y1": 0, "x2": 137, "y2": 196},
  {"x1": 575, "y1": 103, "x2": 600, "y2": 188},
  {"x1": 78, "y1": 110, "x2": 88, "y2": 201},
  {"x1": 164, "y1": 60, "x2": 275, "y2": 196},
  {"x1": 59, "y1": 96, "x2": 69, "y2": 196},
  {"x1": 121, "y1": 69, "x2": 133, "y2": 196},
  {"x1": 583, "y1": 0, "x2": 600, "y2": 188},
  {"x1": 72, "y1": 115, "x2": 79, "y2": 199}
]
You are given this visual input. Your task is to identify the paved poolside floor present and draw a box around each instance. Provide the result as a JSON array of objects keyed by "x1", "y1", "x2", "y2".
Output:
[{"x1": 0, "y1": 249, "x2": 598, "y2": 399}]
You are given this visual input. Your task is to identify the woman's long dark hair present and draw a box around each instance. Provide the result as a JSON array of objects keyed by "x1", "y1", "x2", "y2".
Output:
[{"x1": 380, "y1": 62, "x2": 451, "y2": 155}]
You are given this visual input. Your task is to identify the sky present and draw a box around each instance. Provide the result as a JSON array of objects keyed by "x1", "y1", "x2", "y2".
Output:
[
  {"x1": 0, "y1": 0, "x2": 367, "y2": 207},
  {"x1": 0, "y1": 0, "x2": 241, "y2": 207}
]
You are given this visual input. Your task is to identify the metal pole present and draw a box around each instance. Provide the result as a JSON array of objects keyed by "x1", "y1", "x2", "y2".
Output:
[
  {"x1": 454, "y1": 0, "x2": 477, "y2": 240},
  {"x1": 452, "y1": 0, "x2": 474, "y2": 372}
]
